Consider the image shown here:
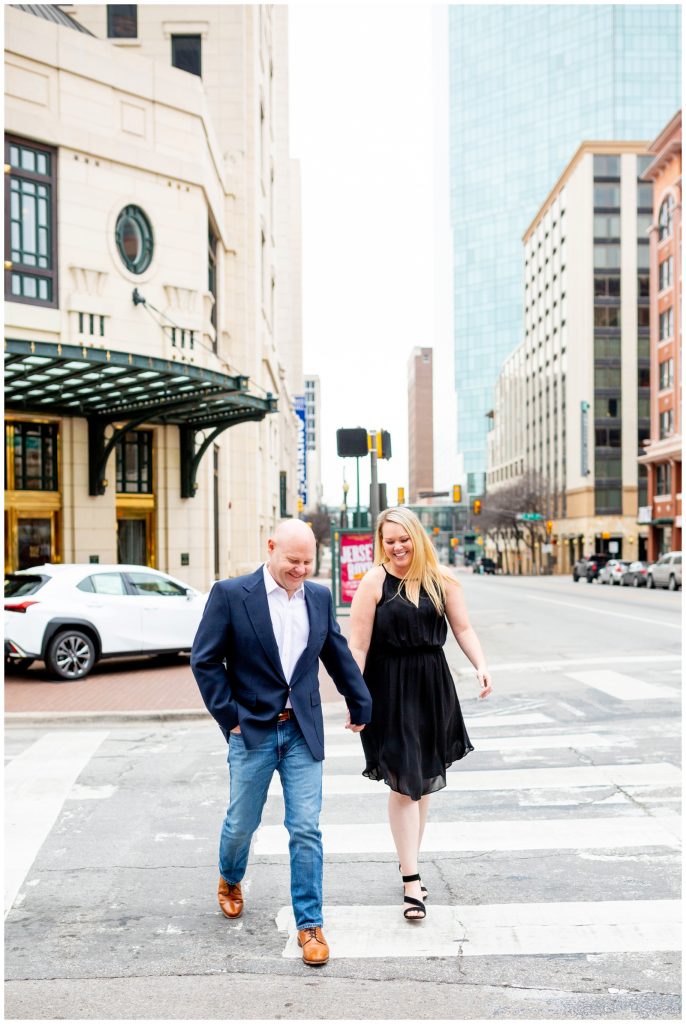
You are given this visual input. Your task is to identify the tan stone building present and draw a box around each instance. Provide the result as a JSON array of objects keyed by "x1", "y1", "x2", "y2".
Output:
[
  {"x1": 639, "y1": 111, "x2": 682, "y2": 559},
  {"x1": 4, "y1": 4, "x2": 302, "y2": 588},
  {"x1": 487, "y1": 142, "x2": 655, "y2": 572},
  {"x1": 407, "y1": 346, "x2": 434, "y2": 502}
]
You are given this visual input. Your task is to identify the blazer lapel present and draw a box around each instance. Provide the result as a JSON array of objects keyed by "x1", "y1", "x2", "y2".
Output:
[
  {"x1": 289, "y1": 583, "x2": 322, "y2": 685},
  {"x1": 243, "y1": 570, "x2": 287, "y2": 684}
]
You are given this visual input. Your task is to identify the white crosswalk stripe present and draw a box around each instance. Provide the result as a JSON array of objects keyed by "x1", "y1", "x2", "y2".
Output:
[
  {"x1": 273, "y1": 695, "x2": 681, "y2": 960},
  {"x1": 276, "y1": 900, "x2": 681, "y2": 958},
  {"x1": 565, "y1": 669, "x2": 679, "y2": 701},
  {"x1": 268, "y1": 761, "x2": 680, "y2": 796}
]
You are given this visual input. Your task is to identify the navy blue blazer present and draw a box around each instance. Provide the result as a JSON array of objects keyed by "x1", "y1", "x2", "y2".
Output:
[{"x1": 190, "y1": 566, "x2": 372, "y2": 761}]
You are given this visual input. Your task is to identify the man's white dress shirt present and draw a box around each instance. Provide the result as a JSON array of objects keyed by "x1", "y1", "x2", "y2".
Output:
[{"x1": 263, "y1": 564, "x2": 310, "y2": 708}]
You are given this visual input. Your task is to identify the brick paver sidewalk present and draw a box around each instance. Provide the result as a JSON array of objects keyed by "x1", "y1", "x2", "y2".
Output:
[{"x1": 5, "y1": 577, "x2": 349, "y2": 716}]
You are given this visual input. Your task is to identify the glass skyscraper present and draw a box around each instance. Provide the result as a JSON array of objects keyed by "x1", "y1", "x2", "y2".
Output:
[{"x1": 449, "y1": 4, "x2": 681, "y2": 495}]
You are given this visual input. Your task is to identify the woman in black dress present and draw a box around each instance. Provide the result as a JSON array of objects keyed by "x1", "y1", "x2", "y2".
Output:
[{"x1": 348, "y1": 507, "x2": 492, "y2": 921}]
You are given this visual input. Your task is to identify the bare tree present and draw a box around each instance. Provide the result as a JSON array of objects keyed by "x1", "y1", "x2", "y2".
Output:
[
  {"x1": 482, "y1": 470, "x2": 551, "y2": 575},
  {"x1": 304, "y1": 509, "x2": 334, "y2": 575}
]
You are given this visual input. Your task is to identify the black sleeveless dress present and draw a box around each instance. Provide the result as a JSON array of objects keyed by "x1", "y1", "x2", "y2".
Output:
[{"x1": 360, "y1": 567, "x2": 474, "y2": 801}]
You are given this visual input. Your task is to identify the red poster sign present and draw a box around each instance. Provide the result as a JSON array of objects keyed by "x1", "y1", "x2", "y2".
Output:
[{"x1": 339, "y1": 531, "x2": 374, "y2": 605}]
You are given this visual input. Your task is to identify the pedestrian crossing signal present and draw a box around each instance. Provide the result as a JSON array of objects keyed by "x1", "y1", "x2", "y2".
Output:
[
  {"x1": 546, "y1": 520, "x2": 553, "y2": 535},
  {"x1": 472, "y1": 498, "x2": 481, "y2": 515}
]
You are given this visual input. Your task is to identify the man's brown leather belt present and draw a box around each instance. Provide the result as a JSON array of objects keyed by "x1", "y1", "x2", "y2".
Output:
[{"x1": 276, "y1": 709, "x2": 293, "y2": 722}]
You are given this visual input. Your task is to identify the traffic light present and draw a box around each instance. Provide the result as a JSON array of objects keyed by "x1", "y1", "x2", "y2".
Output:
[
  {"x1": 433, "y1": 526, "x2": 440, "y2": 535},
  {"x1": 397, "y1": 486, "x2": 405, "y2": 505},
  {"x1": 450, "y1": 537, "x2": 459, "y2": 548},
  {"x1": 375, "y1": 430, "x2": 392, "y2": 459},
  {"x1": 297, "y1": 497, "x2": 304, "y2": 513},
  {"x1": 336, "y1": 428, "x2": 368, "y2": 457},
  {"x1": 472, "y1": 498, "x2": 481, "y2": 515},
  {"x1": 546, "y1": 520, "x2": 553, "y2": 535},
  {"x1": 452, "y1": 484, "x2": 462, "y2": 503}
]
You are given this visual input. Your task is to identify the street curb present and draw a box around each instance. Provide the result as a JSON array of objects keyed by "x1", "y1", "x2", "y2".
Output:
[{"x1": 4, "y1": 709, "x2": 210, "y2": 727}]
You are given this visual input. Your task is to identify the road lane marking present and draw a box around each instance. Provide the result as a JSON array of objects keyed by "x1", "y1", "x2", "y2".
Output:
[
  {"x1": 565, "y1": 670, "x2": 679, "y2": 701},
  {"x1": 522, "y1": 595, "x2": 682, "y2": 630},
  {"x1": 269, "y1": 762, "x2": 680, "y2": 796},
  {"x1": 256, "y1": 814, "x2": 681, "y2": 855},
  {"x1": 4, "y1": 731, "x2": 109, "y2": 914},
  {"x1": 322, "y1": 732, "x2": 638, "y2": 758},
  {"x1": 276, "y1": 899, "x2": 681, "y2": 958}
]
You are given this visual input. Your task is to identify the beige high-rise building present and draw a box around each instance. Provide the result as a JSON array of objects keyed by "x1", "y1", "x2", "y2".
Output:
[
  {"x1": 407, "y1": 347, "x2": 434, "y2": 502},
  {"x1": 487, "y1": 142, "x2": 653, "y2": 572},
  {"x1": 4, "y1": 4, "x2": 302, "y2": 587}
]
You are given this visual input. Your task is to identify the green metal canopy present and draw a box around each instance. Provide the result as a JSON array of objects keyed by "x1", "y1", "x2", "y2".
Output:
[{"x1": 4, "y1": 338, "x2": 277, "y2": 497}]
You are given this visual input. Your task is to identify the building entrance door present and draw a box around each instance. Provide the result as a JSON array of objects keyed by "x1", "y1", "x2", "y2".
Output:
[
  {"x1": 17, "y1": 517, "x2": 52, "y2": 569},
  {"x1": 117, "y1": 518, "x2": 147, "y2": 565}
]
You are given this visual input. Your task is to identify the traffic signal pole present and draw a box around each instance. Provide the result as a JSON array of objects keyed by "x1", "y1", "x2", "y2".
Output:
[{"x1": 369, "y1": 430, "x2": 379, "y2": 527}]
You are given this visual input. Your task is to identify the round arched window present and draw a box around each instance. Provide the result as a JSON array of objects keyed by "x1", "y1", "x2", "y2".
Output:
[{"x1": 115, "y1": 205, "x2": 153, "y2": 274}]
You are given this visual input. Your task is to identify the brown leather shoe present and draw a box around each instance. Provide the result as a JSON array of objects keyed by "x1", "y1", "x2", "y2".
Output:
[
  {"x1": 217, "y1": 877, "x2": 243, "y2": 919},
  {"x1": 297, "y1": 926, "x2": 329, "y2": 965}
]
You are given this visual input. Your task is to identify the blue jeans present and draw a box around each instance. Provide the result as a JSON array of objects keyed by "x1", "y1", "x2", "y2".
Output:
[{"x1": 219, "y1": 716, "x2": 324, "y2": 930}]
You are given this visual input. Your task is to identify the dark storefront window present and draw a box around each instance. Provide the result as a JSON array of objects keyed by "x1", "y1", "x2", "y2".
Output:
[
  {"x1": 6, "y1": 421, "x2": 58, "y2": 490},
  {"x1": 5, "y1": 137, "x2": 57, "y2": 306},
  {"x1": 116, "y1": 430, "x2": 153, "y2": 493},
  {"x1": 107, "y1": 5, "x2": 137, "y2": 38}
]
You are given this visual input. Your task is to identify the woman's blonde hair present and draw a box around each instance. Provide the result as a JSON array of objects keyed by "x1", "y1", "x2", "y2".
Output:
[{"x1": 374, "y1": 507, "x2": 457, "y2": 613}]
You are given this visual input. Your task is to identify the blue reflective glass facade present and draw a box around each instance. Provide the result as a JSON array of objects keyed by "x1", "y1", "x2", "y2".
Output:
[{"x1": 449, "y1": 4, "x2": 681, "y2": 494}]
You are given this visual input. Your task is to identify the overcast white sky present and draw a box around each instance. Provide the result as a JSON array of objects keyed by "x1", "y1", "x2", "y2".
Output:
[{"x1": 289, "y1": 4, "x2": 456, "y2": 509}]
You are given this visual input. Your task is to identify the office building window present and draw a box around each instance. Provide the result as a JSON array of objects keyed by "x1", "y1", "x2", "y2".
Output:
[
  {"x1": 595, "y1": 426, "x2": 621, "y2": 447},
  {"x1": 595, "y1": 487, "x2": 622, "y2": 514},
  {"x1": 115, "y1": 430, "x2": 153, "y2": 493},
  {"x1": 5, "y1": 136, "x2": 57, "y2": 306},
  {"x1": 172, "y1": 35, "x2": 201, "y2": 77},
  {"x1": 107, "y1": 5, "x2": 137, "y2": 38},
  {"x1": 656, "y1": 463, "x2": 672, "y2": 495},
  {"x1": 593, "y1": 155, "x2": 620, "y2": 178},
  {"x1": 594, "y1": 276, "x2": 620, "y2": 297},
  {"x1": 637, "y1": 183, "x2": 653, "y2": 209},
  {"x1": 594, "y1": 306, "x2": 621, "y2": 328},
  {"x1": 637, "y1": 306, "x2": 650, "y2": 328},
  {"x1": 637, "y1": 243, "x2": 650, "y2": 270},
  {"x1": 659, "y1": 358, "x2": 674, "y2": 390},
  {"x1": 594, "y1": 244, "x2": 620, "y2": 269},
  {"x1": 659, "y1": 307, "x2": 674, "y2": 341},
  {"x1": 595, "y1": 396, "x2": 620, "y2": 418},
  {"x1": 638, "y1": 275, "x2": 650, "y2": 297},
  {"x1": 659, "y1": 256, "x2": 674, "y2": 291},
  {"x1": 659, "y1": 409, "x2": 674, "y2": 439},
  {"x1": 593, "y1": 214, "x2": 621, "y2": 238},
  {"x1": 594, "y1": 366, "x2": 621, "y2": 390},
  {"x1": 658, "y1": 195, "x2": 674, "y2": 240},
  {"x1": 6, "y1": 421, "x2": 58, "y2": 491},
  {"x1": 593, "y1": 184, "x2": 620, "y2": 208}
]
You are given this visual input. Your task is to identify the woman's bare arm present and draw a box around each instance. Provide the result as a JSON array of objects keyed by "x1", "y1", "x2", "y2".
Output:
[
  {"x1": 348, "y1": 565, "x2": 384, "y2": 674},
  {"x1": 443, "y1": 577, "x2": 492, "y2": 699}
]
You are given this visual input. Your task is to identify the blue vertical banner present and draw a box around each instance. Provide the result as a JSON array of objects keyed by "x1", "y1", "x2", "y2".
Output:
[{"x1": 294, "y1": 395, "x2": 308, "y2": 508}]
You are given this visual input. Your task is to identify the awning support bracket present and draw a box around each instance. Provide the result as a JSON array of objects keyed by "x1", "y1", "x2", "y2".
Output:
[
  {"x1": 88, "y1": 413, "x2": 153, "y2": 496},
  {"x1": 179, "y1": 412, "x2": 271, "y2": 498}
]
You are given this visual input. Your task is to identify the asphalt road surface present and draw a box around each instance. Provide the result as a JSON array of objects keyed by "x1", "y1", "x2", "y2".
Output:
[{"x1": 5, "y1": 574, "x2": 681, "y2": 1020}]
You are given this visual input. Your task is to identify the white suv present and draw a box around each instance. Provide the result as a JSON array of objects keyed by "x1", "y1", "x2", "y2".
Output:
[
  {"x1": 5, "y1": 564, "x2": 208, "y2": 680},
  {"x1": 647, "y1": 552, "x2": 682, "y2": 591}
]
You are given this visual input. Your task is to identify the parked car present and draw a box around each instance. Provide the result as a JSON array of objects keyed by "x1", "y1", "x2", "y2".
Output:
[
  {"x1": 5, "y1": 563, "x2": 208, "y2": 681},
  {"x1": 620, "y1": 561, "x2": 649, "y2": 587},
  {"x1": 598, "y1": 559, "x2": 629, "y2": 586},
  {"x1": 473, "y1": 557, "x2": 497, "y2": 575},
  {"x1": 647, "y1": 551, "x2": 682, "y2": 591},
  {"x1": 572, "y1": 553, "x2": 611, "y2": 583}
]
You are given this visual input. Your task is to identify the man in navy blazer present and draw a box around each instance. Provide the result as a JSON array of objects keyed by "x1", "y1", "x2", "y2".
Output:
[{"x1": 191, "y1": 519, "x2": 371, "y2": 965}]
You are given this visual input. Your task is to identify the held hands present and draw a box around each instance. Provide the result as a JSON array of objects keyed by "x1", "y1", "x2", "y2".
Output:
[
  {"x1": 345, "y1": 711, "x2": 365, "y2": 733},
  {"x1": 476, "y1": 668, "x2": 492, "y2": 699},
  {"x1": 230, "y1": 725, "x2": 241, "y2": 734}
]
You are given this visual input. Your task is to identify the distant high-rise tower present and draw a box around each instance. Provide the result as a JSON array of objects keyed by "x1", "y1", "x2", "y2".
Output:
[
  {"x1": 407, "y1": 347, "x2": 434, "y2": 502},
  {"x1": 449, "y1": 4, "x2": 682, "y2": 496}
]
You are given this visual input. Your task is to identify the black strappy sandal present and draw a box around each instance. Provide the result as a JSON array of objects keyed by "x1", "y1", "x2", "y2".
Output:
[
  {"x1": 402, "y1": 873, "x2": 426, "y2": 921},
  {"x1": 399, "y1": 863, "x2": 428, "y2": 900}
]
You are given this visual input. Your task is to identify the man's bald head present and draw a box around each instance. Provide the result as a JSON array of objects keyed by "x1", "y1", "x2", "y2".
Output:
[{"x1": 266, "y1": 519, "x2": 315, "y2": 594}]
